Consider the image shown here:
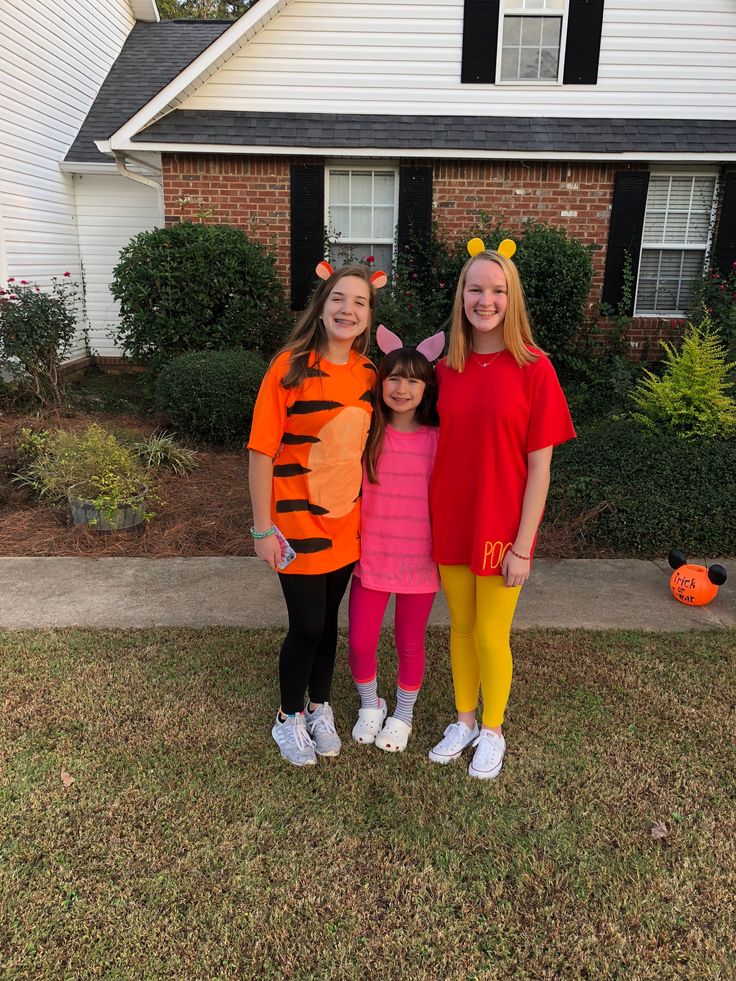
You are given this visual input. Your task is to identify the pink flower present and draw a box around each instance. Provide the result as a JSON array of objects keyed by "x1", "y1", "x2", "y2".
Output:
[
  {"x1": 0, "y1": 289, "x2": 5, "y2": 296},
  {"x1": 719, "y1": 283, "x2": 726, "y2": 290},
  {"x1": 63, "y1": 271, "x2": 71, "y2": 277},
  {"x1": 439, "y1": 282, "x2": 445, "y2": 288},
  {"x1": 8, "y1": 294, "x2": 18, "y2": 300},
  {"x1": 20, "y1": 279, "x2": 28, "y2": 284},
  {"x1": 7, "y1": 277, "x2": 14, "y2": 282},
  {"x1": 411, "y1": 272, "x2": 418, "y2": 280}
]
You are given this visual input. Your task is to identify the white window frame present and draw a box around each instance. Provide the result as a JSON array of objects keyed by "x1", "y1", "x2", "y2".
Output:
[
  {"x1": 325, "y1": 162, "x2": 399, "y2": 272},
  {"x1": 634, "y1": 169, "x2": 719, "y2": 318},
  {"x1": 497, "y1": 0, "x2": 569, "y2": 86}
]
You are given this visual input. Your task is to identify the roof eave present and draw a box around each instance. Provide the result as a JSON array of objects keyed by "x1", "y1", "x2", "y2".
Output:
[
  {"x1": 116, "y1": 140, "x2": 736, "y2": 163},
  {"x1": 130, "y1": 0, "x2": 159, "y2": 22}
]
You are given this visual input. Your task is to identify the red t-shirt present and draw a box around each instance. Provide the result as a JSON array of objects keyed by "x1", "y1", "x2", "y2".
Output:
[{"x1": 430, "y1": 349, "x2": 576, "y2": 576}]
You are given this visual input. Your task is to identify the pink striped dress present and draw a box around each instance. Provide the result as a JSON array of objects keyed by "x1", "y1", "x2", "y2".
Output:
[{"x1": 354, "y1": 424, "x2": 440, "y2": 594}]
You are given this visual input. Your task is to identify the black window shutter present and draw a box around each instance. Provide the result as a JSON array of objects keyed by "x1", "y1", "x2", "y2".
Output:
[
  {"x1": 290, "y1": 164, "x2": 324, "y2": 310},
  {"x1": 601, "y1": 170, "x2": 649, "y2": 313},
  {"x1": 461, "y1": 0, "x2": 499, "y2": 84},
  {"x1": 563, "y1": 0, "x2": 605, "y2": 85},
  {"x1": 397, "y1": 167, "x2": 433, "y2": 253},
  {"x1": 714, "y1": 171, "x2": 736, "y2": 276}
]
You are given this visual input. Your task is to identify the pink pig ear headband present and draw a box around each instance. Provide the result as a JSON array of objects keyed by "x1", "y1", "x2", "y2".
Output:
[{"x1": 376, "y1": 324, "x2": 445, "y2": 362}]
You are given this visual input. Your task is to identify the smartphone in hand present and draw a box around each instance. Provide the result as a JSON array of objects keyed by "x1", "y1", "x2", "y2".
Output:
[{"x1": 272, "y1": 524, "x2": 296, "y2": 570}]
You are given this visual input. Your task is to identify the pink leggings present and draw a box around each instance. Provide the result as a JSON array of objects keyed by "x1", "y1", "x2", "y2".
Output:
[{"x1": 347, "y1": 576, "x2": 436, "y2": 691}]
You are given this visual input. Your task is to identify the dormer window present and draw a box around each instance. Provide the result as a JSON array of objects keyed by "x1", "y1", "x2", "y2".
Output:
[
  {"x1": 461, "y1": 0, "x2": 604, "y2": 86},
  {"x1": 500, "y1": 0, "x2": 566, "y2": 83}
]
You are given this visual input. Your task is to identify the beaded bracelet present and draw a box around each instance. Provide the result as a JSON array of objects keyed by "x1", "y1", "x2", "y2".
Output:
[
  {"x1": 250, "y1": 525, "x2": 276, "y2": 539},
  {"x1": 509, "y1": 547, "x2": 531, "y2": 561}
]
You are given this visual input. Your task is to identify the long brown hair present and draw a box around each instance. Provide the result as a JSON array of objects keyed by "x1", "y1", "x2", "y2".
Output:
[
  {"x1": 364, "y1": 347, "x2": 439, "y2": 483},
  {"x1": 277, "y1": 265, "x2": 378, "y2": 388},
  {"x1": 446, "y1": 251, "x2": 540, "y2": 370}
]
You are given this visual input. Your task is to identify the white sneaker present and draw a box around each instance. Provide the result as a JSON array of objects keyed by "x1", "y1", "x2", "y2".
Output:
[
  {"x1": 305, "y1": 701, "x2": 342, "y2": 757},
  {"x1": 271, "y1": 712, "x2": 317, "y2": 766},
  {"x1": 428, "y1": 720, "x2": 480, "y2": 764},
  {"x1": 468, "y1": 730, "x2": 506, "y2": 780},
  {"x1": 351, "y1": 698, "x2": 387, "y2": 744}
]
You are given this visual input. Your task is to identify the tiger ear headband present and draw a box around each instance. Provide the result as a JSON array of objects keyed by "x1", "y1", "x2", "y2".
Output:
[
  {"x1": 467, "y1": 237, "x2": 517, "y2": 260},
  {"x1": 376, "y1": 324, "x2": 445, "y2": 362},
  {"x1": 315, "y1": 260, "x2": 387, "y2": 289}
]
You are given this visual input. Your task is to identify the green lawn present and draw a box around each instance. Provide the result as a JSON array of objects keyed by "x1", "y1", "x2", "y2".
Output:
[{"x1": 1, "y1": 628, "x2": 734, "y2": 980}]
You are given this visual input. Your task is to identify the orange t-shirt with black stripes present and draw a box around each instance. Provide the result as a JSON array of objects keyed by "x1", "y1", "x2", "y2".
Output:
[{"x1": 248, "y1": 349, "x2": 376, "y2": 575}]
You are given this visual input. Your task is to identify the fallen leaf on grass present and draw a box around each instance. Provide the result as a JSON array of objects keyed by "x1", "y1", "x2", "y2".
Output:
[
  {"x1": 60, "y1": 769, "x2": 75, "y2": 789},
  {"x1": 650, "y1": 820, "x2": 668, "y2": 840}
]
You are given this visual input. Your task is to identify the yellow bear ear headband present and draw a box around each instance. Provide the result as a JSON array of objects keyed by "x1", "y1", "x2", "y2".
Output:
[{"x1": 467, "y1": 237, "x2": 517, "y2": 260}]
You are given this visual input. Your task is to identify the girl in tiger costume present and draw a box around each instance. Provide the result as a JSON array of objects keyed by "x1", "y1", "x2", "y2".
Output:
[{"x1": 248, "y1": 261, "x2": 386, "y2": 766}]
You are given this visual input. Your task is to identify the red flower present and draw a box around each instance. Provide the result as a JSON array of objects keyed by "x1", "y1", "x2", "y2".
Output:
[
  {"x1": 719, "y1": 283, "x2": 726, "y2": 290},
  {"x1": 63, "y1": 271, "x2": 71, "y2": 277},
  {"x1": 366, "y1": 255, "x2": 375, "y2": 263},
  {"x1": 20, "y1": 279, "x2": 28, "y2": 284},
  {"x1": 0, "y1": 289, "x2": 5, "y2": 295},
  {"x1": 7, "y1": 277, "x2": 14, "y2": 282}
]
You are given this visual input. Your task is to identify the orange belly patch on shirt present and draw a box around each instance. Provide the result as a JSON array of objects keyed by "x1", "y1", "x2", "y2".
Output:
[{"x1": 307, "y1": 407, "x2": 370, "y2": 518}]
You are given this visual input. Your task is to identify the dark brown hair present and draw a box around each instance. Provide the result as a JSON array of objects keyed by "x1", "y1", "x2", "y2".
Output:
[
  {"x1": 277, "y1": 265, "x2": 378, "y2": 388},
  {"x1": 364, "y1": 347, "x2": 439, "y2": 483}
]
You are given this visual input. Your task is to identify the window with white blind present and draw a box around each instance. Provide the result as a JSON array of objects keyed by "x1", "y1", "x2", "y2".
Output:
[
  {"x1": 499, "y1": 0, "x2": 567, "y2": 83},
  {"x1": 326, "y1": 166, "x2": 398, "y2": 274},
  {"x1": 635, "y1": 174, "x2": 718, "y2": 316}
]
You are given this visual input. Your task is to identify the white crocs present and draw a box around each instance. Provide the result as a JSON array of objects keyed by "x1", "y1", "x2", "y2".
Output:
[
  {"x1": 375, "y1": 716, "x2": 411, "y2": 753},
  {"x1": 351, "y1": 698, "x2": 387, "y2": 744}
]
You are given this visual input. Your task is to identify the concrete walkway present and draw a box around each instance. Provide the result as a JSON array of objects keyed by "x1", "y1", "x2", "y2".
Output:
[{"x1": 0, "y1": 557, "x2": 733, "y2": 631}]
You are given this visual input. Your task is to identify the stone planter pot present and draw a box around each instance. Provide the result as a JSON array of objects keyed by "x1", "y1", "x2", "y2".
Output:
[{"x1": 67, "y1": 483, "x2": 147, "y2": 532}]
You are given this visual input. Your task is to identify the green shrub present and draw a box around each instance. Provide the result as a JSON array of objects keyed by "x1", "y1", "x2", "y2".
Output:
[
  {"x1": 133, "y1": 432, "x2": 199, "y2": 474},
  {"x1": 689, "y1": 264, "x2": 736, "y2": 356},
  {"x1": 14, "y1": 423, "x2": 154, "y2": 521},
  {"x1": 0, "y1": 273, "x2": 79, "y2": 406},
  {"x1": 630, "y1": 317, "x2": 736, "y2": 438},
  {"x1": 154, "y1": 349, "x2": 266, "y2": 447},
  {"x1": 547, "y1": 418, "x2": 736, "y2": 556},
  {"x1": 111, "y1": 222, "x2": 290, "y2": 376},
  {"x1": 514, "y1": 220, "x2": 593, "y2": 363}
]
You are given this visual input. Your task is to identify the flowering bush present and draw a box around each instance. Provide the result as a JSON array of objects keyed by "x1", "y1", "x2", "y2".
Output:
[
  {"x1": 0, "y1": 273, "x2": 79, "y2": 405},
  {"x1": 689, "y1": 262, "x2": 736, "y2": 357}
]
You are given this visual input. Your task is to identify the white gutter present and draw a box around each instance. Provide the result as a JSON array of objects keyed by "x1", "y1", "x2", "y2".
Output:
[{"x1": 97, "y1": 142, "x2": 736, "y2": 164}]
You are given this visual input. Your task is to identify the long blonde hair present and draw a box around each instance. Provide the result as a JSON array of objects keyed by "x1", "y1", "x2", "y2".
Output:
[
  {"x1": 277, "y1": 265, "x2": 377, "y2": 388},
  {"x1": 446, "y1": 251, "x2": 540, "y2": 370}
]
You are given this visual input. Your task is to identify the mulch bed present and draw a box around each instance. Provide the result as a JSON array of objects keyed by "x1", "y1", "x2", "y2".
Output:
[
  {"x1": 0, "y1": 407, "x2": 582, "y2": 560},
  {"x1": 0, "y1": 410, "x2": 255, "y2": 558}
]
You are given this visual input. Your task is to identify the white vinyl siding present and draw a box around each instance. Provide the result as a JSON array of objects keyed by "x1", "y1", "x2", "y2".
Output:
[
  {"x1": 0, "y1": 0, "x2": 136, "y2": 359},
  {"x1": 635, "y1": 173, "x2": 717, "y2": 316},
  {"x1": 72, "y1": 175, "x2": 163, "y2": 357},
  {"x1": 326, "y1": 167, "x2": 398, "y2": 273},
  {"x1": 181, "y1": 0, "x2": 736, "y2": 119}
]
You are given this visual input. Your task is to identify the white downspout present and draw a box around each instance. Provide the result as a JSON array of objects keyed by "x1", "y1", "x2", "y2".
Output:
[{"x1": 114, "y1": 152, "x2": 165, "y2": 220}]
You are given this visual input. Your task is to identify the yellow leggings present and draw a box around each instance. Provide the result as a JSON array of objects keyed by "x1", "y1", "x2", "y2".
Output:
[{"x1": 439, "y1": 565, "x2": 521, "y2": 729}]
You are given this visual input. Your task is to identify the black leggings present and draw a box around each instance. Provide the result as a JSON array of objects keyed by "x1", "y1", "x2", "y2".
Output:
[{"x1": 277, "y1": 563, "x2": 354, "y2": 714}]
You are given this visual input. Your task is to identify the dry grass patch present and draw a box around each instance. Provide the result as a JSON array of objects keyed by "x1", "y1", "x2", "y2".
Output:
[{"x1": 1, "y1": 628, "x2": 734, "y2": 979}]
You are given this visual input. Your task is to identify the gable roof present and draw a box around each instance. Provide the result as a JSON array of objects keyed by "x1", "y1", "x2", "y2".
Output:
[{"x1": 65, "y1": 20, "x2": 234, "y2": 163}]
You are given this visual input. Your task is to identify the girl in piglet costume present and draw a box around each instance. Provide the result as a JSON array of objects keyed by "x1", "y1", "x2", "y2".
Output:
[{"x1": 347, "y1": 324, "x2": 445, "y2": 753}]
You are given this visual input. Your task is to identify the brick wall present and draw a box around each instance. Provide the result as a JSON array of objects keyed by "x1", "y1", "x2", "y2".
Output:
[
  {"x1": 162, "y1": 154, "x2": 291, "y2": 282},
  {"x1": 161, "y1": 153, "x2": 677, "y2": 356}
]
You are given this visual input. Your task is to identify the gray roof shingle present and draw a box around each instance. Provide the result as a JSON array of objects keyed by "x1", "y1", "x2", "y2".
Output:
[
  {"x1": 65, "y1": 20, "x2": 233, "y2": 163},
  {"x1": 131, "y1": 110, "x2": 736, "y2": 155}
]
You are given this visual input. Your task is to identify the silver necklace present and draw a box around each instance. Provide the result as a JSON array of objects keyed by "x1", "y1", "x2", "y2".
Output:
[{"x1": 471, "y1": 350, "x2": 504, "y2": 368}]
